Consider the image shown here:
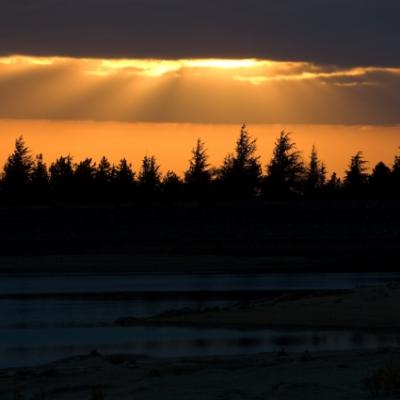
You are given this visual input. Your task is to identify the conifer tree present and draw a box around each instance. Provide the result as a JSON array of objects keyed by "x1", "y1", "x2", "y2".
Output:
[
  {"x1": 184, "y1": 139, "x2": 212, "y2": 199},
  {"x1": 3, "y1": 136, "x2": 33, "y2": 194},
  {"x1": 263, "y1": 131, "x2": 304, "y2": 198},
  {"x1": 49, "y1": 155, "x2": 74, "y2": 200},
  {"x1": 139, "y1": 155, "x2": 161, "y2": 198},
  {"x1": 304, "y1": 145, "x2": 326, "y2": 196},
  {"x1": 218, "y1": 124, "x2": 262, "y2": 199},
  {"x1": 162, "y1": 170, "x2": 183, "y2": 202},
  {"x1": 344, "y1": 151, "x2": 369, "y2": 196},
  {"x1": 30, "y1": 154, "x2": 49, "y2": 199},
  {"x1": 392, "y1": 149, "x2": 400, "y2": 196}
]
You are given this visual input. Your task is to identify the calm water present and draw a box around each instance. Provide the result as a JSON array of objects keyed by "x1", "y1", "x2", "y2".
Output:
[
  {"x1": 1, "y1": 272, "x2": 400, "y2": 295},
  {"x1": 1, "y1": 272, "x2": 400, "y2": 368},
  {"x1": 2, "y1": 326, "x2": 400, "y2": 369}
]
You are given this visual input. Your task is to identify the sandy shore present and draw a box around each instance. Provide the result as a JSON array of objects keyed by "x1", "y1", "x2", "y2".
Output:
[
  {"x1": 116, "y1": 285, "x2": 400, "y2": 330},
  {"x1": 0, "y1": 349, "x2": 398, "y2": 399},
  {"x1": 2, "y1": 286, "x2": 400, "y2": 398}
]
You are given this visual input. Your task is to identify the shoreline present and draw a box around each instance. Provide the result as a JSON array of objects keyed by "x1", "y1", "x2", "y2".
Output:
[{"x1": 115, "y1": 285, "x2": 400, "y2": 331}]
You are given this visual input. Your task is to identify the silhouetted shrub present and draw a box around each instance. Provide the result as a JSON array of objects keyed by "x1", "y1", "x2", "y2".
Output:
[
  {"x1": 370, "y1": 161, "x2": 392, "y2": 198},
  {"x1": 91, "y1": 386, "x2": 105, "y2": 400},
  {"x1": 162, "y1": 170, "x2": 184, "y2": 202},
  {"x1": 363, "y1": 360, "x2": 400, "y2": 396}
]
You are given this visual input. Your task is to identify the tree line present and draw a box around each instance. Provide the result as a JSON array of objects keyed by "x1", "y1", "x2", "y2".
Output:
[{"x1": 1, "y1": 125, "x2": 399, "y2": 203}]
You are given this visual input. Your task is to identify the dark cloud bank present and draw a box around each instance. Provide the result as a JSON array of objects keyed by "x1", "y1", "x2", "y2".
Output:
[{"x1": 0, "y1": 0, "x2": 399, "y2": 66}]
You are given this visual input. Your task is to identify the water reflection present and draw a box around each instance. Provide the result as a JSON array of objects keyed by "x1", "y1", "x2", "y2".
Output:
[
  {"x1": 1, "y1": 326, "x2": 400, "y2": 369},
  {"x1": 1, "y1": 272, "x2": 400, "y2": 296}
]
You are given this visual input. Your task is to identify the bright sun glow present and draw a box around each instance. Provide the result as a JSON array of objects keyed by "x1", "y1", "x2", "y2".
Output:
[
  {"x1": 0, "y1": 55, "x2": 267, "y2": 78},
  {"x1": 95, "y1": 58, "x2": 263, "y2": 77},
  {"x1": 1, "y1": 54, "x2": 400, "y2": 126}
]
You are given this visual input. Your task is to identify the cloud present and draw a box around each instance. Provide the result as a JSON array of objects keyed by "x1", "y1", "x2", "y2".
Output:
[
  {"x1": 1, "y1": 55, "x2": 400, "y2": 124},
  {"x1": 0, "y1": 0, "x2": 400, "y2": 66}
]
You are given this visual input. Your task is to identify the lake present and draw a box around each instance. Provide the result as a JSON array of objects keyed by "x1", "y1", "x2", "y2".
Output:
[{"x1": 1, "y1": 272, "x2": 399, "y2": 368}]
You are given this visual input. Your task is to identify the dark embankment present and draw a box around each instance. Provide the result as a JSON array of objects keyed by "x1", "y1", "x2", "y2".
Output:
[{"x1": 0, "y1": 199, "x2": 398, "y2": 273}]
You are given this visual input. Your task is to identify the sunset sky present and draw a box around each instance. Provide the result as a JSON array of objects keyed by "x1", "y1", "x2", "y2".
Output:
[{"x1": 0, "y1": 1, "x2": 399, "y2": 176}]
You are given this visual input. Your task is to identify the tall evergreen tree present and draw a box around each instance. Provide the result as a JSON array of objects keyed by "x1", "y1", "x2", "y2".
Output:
[
  {"x1": 113, "y1": 158, "x2": 135, "y2": 201},
  {"x1": 49, "y1": 155, "x2": 74, "y2": 200},
  {"x1": 184, "y1": 139, "x2": 213, "y2": 199},
  {"x1": 263, "y1": 131, "x2": 305, "y2": 199},
  {"x1": 30, "y1": 154, "x2": 49, "y2": 200},
  {"x1": 95, "y1": 156, "x2": 113, "y2": 200},
  {"x1": 392, "y1": 150, "x2": 400, "y2": 197},
  {"x1": 50, "y1": 156, "x2": 74, "y2": 184},
  {"x1": 2, "y1": 136, "x2": 33, "y2": 196},
  {"x1": 139, "y1": 155, "x2": 161, "y2": 198},
  {"x1": 218, "y1": 124, "x2": 262, "y2": 199},
  {"x1": 74, "y1": 158, "x2": 96, "y2": 183},
  {"x1": 344, "y1": 151, "x2": 369, "y2": 196},
  {"x1": 304, "y1": 145, "x2": 326, "y2": 196},
  {"x1": 114, "y1": 159, "x2": 135, "y2": 184},
  {"x1": 96, "y1": 156, "x2": 112, "y2": 186}
]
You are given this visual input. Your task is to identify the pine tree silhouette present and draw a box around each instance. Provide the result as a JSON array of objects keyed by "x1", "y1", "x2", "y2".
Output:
[
  {"x1": 218, "y1": 124, "x2": 261, "y2": 200},
  {"x1": 392, "y1": 150, "x2": 400, "y2": 197},
  {"x1": 30, "y1": 154, "x2": 49, "y2": 201},
  {"x1": 49, "y1": 155, "x2": 74, "y2": 201},
  {"x1": 3, "y1": 136, "x2": 33, "y2": 199},
  {"x1": 0, "y1": 129, "x2": 399, "y2": 204},
  {"x1": 139, "y1": 155, "x2": 161, "y2": 199},
  {"x1": 113, "y1": 158, "x2": 136, "y2": 201},
  {"x1": 304, "y1": 145, "x2": 326, "y2": 197},
  {"x1": 344, "y1": 152, "x2": 369, "y2": 197},
  {"x1": 74, "y1": 158, "x2": 96, "y2": 201},
  {"x1": 162, "y1": 170, "x2": 183, "y2": 202},
  {"x1": 263, "y1": 131, "x2": 304, "y2": 199},
  {"x1": 184, "y1": 138, "x2": 213, "y2": 200}
]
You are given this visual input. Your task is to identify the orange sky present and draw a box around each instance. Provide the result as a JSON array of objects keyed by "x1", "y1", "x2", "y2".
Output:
[
  {"x1": 0, "y1": 56, "x2": 400, "y2": 177},
  {"x1": 0, "y1": 119, "x2": 399, "y2": 177}
]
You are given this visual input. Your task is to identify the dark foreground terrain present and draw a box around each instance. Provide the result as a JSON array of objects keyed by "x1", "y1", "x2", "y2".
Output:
[
  {"x1": 1, "y1": 200, "x2": 400, "y2": 398},
  {"x1": 1, "y1": 348, "x2": 399, "y2": 399},
  {"x1": 0, "y1": 199, "x2": 398, "y2": 273}
]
